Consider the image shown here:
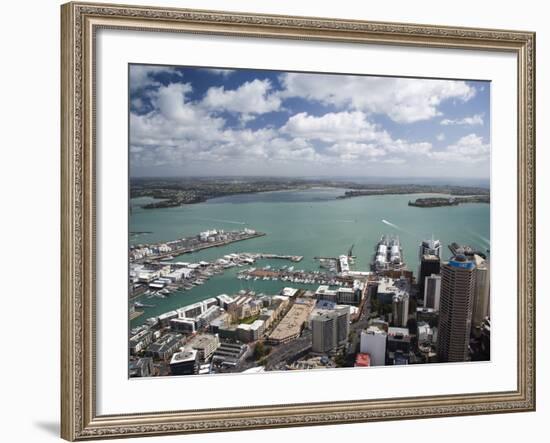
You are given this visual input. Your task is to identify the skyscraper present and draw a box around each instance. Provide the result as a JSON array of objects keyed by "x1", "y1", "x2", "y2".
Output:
[
  {"x1": 419, "y1": 237, "x2": 442, "y2": 259},
  {"x1": 392, "y1": 292, "x2": 410, "y2": 327},
  {"x1": 472, "y1": 255, "x2": 490, "y2": 330},
  {"x1": 438, "y1": 255, "x2": 476, "y2": 362},
  {"x1": 418, "y1": 254, "x2": 441, "y2": 297}
]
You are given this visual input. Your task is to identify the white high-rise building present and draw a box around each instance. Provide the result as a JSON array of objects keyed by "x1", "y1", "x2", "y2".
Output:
[
  {"x1": 359, "y1": 326, "x2": 387, "y2": 366},
  {"x1": 424, "y1": 274, "x2": 442, "y2": 311},
  {"x1": 472, "y1": 255, "x2": 490, "y2": 329}
]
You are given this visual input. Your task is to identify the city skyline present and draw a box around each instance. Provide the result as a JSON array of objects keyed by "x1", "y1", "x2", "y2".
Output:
[{"x1": 130, "y1": 64, "x2": 491, "y2": 179}]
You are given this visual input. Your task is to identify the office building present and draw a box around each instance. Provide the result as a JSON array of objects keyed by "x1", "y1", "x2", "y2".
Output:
[
  {"x1": 146, "y1": 333, "x2": 183, "y2": 360},
  {"x1": 211, "y1": 342, "x2": 249, "y2": 368},
  {"x1": 387, "y1": 327, "x2": 411, "y2": 364},
  {"x1": 419, "y1": 237, "x2": 442, "y2": 258},
  {"x1": 359, "y1": 326, "x2": 387, "y2": 366},
  {"x1": 169, "y1": 349, "x2": 199, "y2": 376},
  {"x1": 424, "y1": 273, "x2": 442, "y2": 311},
  {"x1": 418, "y1": 254, "x2": 441, "y2": 297},
  {"x1": 472, "y1": 255, "x2": 490, "y2": 330},
  {"x1": 268, "y1": 298, "x2": 315, "y2": 345},
  {"x1": 392, "y1": 292, "x2": 409, "y2": 327},
  {"x1": 438, "y1": 255, "x2": 476, "y2": 362},
  {"x1": 311, "y1": 306, "x2": 350, "y2": 354},
  {"x1": 157, "y1": 310, "x2": 178, "y2": 328},
  {"x1": 185, "y1": 333, "x2": 220, "y2": 363},
  {"x1": 170, "y1": 318, "x2": 196, "y2": 334}
]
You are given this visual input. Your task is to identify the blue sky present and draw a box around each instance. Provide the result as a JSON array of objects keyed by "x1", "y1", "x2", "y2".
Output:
[{"x1": 129, "y1": 64, "x2": 490, "y2": 181}]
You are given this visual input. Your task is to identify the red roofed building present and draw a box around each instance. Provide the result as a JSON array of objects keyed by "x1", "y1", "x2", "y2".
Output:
[{"x1": 355, "y1": 353, "x2": 371, "y2": 367}]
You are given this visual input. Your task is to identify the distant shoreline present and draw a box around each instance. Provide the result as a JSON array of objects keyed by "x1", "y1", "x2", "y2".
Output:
[{"x1": 130, "y1": 179, "x2": 489, "y2": 210}]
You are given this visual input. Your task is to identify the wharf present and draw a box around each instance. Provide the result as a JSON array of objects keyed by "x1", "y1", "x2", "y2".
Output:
[
  {"x1": 130, "y1": 310, "x2": 144, "y2": 320},
  {"x1": 257, "y1": 253, "x2": 303, "y2": 262},
  {"x1": 137, "y1": 232, "x2": 266, "y2": 262}
]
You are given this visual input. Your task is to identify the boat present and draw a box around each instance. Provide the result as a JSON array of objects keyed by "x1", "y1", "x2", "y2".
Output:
[{"x1": 372, "y1": 235, "x2": 406, "y2": 271}]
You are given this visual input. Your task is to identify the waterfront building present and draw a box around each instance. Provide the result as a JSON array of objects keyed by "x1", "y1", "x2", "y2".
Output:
[
  {"x1": 169, "y1": 349, "x2": 199, "y2": 376},
  {"x1": 129, "y1": 357, "x2": 154, "y2": 378},
  {"x1": 336, "y1": 286, "x2": 362, "y2": 306},
  {"x1": 424, "y1": 273, "x2": 442, "y2": 311},
  {"x1": 203, "y1": 297, "x2": 218, "y2": 310},
  {"x1": 185, "y1": 333, "x2": 220, "y2": 362},
  {"x1": 311, "y1": 306, "x2": 350, "y2": 354},
  {"x1": 281, "y1": 287, "x2": 299, "y2": 298},
  {"x1": 170, "y1": 318, "x2": 196, "y2": 334},
  {"x1": 157, "y1": 310, "x2": 178, "y2": 328},
  {"x1": 216, "y1": 294, "x2": 235, "y2": 310},
  {"x1": 391, "y1": 291, "x2": 410, "y2": 327},
  {"x1": 338, "y1": 255, "x2": 350, "y2": 274},
  {"x1": 196, "y1": 306, "x2": 221, "y2": 329},
  {"x1": 438, "y1": 255, "x2": 476, "y2": 363},
  {"x1": 472, "y1": 255, "x2": 490, "y2": 331},
  {"x1": 315, "y1": 285, "x2": 338, "y2": 303},
  {"x1": 359, "y1": 326, "x2": 387, "y2": 366},
  {"x1": 418, "y1": 254, "x2": 441, "y2": 297},
  {"x1": 177, "y1": 301, "x2": 206, "y2": 319}
]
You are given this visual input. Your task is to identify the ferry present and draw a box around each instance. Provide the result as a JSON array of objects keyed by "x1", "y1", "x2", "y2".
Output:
[{"x1": 372, "y1": 235, "x2": 406, "y2": 271}]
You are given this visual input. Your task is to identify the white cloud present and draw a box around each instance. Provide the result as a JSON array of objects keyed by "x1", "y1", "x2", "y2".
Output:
[
  {"x1": 282, "y1": 111, "x2": 384, "y2": 143},
  {"x1": 279, "y1": 73, "x2": 476, "y2": 123},
  {"x1": 129, "y1": 65, "x2": 182, "y2": 91},
  {"x1": 282, "y1": 111, "x2": 433, "y2": 161},
  {"x1": 440, "y1": 113, "x2": 484, "y2": 126},
  {"x1": 201, "y1": 79, "x2": 281, "y2": 115},
  {"x1": 429, "y1": 134, "x2": 490, "y2": 163},
  {"x1": 436, "y1": 133, "x2": 446, "y2": 141}
]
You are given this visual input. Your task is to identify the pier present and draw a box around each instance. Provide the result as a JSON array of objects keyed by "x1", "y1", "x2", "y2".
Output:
[
  {"x1": 131, "y1": 229, "x2": 266, "y2": 263},
  {"x1": 238, "y1": 267, "x2": 355, "y2": 287}
]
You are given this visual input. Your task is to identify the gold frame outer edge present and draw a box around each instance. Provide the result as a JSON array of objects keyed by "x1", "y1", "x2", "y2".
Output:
[{"x1": 60, "y1": 1, "x2": 536, "y2": 440}]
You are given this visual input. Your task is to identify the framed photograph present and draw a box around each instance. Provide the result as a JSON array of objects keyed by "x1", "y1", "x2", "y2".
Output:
[{"x1": 61, "y1": 1, "x2": 536, "y2": 440}]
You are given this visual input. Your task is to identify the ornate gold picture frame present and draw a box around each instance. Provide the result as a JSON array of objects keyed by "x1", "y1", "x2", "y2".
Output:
[{"x1": 61, "y1": 1, "x2": 535, "y2": 440}]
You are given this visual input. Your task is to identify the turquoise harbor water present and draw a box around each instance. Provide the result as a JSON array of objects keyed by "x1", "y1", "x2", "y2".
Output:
[{"x1": 129, "y1": 188, "x2": 490, "y2": 327}]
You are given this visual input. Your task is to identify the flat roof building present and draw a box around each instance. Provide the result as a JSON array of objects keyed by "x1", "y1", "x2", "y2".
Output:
[
  {"x1": 185, "y1": 333, "x2": 220, "y2": 362},
  {"x1": 169, "y1": 349, "x2": 199, "y2": 376},
  {"x1": 360, "y1": 326, "x2": 387, "y2": 366},
  {"x1": 268, "y1": 298, "x2": 315, "y2": 345}
]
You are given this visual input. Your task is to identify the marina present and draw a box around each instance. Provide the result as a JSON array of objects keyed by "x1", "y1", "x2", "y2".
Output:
[{"x1": 129, "y1": 190, "x2": 489, "y2": 329}]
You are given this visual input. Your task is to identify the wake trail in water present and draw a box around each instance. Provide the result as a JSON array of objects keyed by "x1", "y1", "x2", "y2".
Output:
[
  {"x1": 191, "y1": 217, "x2": 246, "y2": 225},
  {"x1": 382, "y1": 219, "x2": 400, "y2": 229},
  {"x1": 381, "y1": 219, "x2": 414, "y2": 235},
  {"x1": 468, "y1": 230, "x2": 490, "y2": 248}
]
